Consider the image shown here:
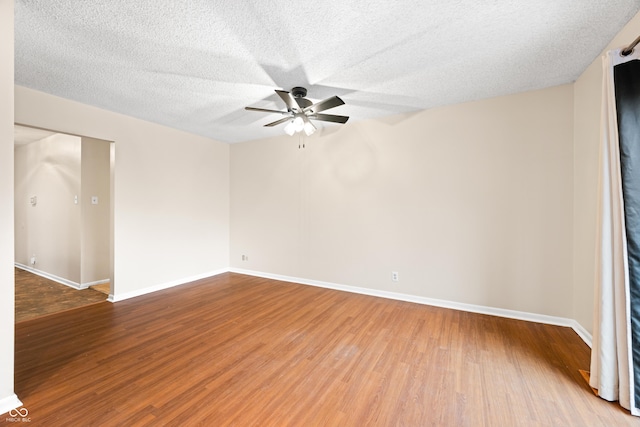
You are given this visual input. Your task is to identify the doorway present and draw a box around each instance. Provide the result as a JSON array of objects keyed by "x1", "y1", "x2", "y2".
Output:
[{"x1": 14, "y1": 124, "x2": 114, "y2": 321}]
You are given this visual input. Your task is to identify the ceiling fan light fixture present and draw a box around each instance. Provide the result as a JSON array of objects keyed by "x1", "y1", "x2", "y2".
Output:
[
  {"x1": 303, "y1": 121, "x2": 316, "y2": 136},
  {"x1": 284, "y1": 120, "x2": 296, "y2": 136},
  {"x1": 293, "y1": 116, "x2": 305, "y2": 133}
]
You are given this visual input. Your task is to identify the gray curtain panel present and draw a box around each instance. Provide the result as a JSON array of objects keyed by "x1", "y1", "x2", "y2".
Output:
[{"x1": 615, "y1": 58, "x2": 640, "y2": 409}]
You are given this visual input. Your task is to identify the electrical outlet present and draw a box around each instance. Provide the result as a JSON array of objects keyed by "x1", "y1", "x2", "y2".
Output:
[
  {"x1": 392, "y1": 271, "x2": 399, "y2": 282},
  {"x1": 242, "y1": 255, "x2": 248, "y2": 261},
  {"x1": 30, "y1": 255, "x2": 36, "y2": 265}
]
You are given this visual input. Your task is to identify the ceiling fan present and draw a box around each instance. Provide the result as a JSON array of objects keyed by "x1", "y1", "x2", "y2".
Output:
[{"x1": 245, "y1": 87, "x2": 349, "y2": 136}]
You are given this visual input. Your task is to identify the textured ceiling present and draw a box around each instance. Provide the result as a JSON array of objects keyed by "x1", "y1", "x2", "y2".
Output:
[{"x1": 14, "y1": 0, "x2": 640, "y2": 143}]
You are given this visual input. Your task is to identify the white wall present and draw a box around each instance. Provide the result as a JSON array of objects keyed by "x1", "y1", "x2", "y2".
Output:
[
  {"x1": 15, "y1": 134, "x2": 82, "y2": 284},
  {"x1": 15, "y1": 86, "x2": 230, "y2": 298},
  {"x1": 573, "y1": 12, "x2": 640, "y2": 335},
  {"x1": 81, "y1": 137, "x2": 111, "y2": 285},
  {"x1": 231, "y1": 85, "x2": 575, "y2": 318},
  {"x1": 0, "y1": 0, "x2": 20, "y2": 416}
]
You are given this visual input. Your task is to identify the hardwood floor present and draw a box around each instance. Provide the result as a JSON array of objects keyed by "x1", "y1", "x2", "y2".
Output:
[
  {"x1": 6, "y1": 273, "x2": 637, "y2": 426},
  {"x1": 14, "y1": 268, "x2": 107, "y2": 323}
]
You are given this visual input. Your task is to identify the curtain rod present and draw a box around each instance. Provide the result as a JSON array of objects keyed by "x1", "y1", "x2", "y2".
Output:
[{"x1": 622, "y1": 35, "x2": 640, "y2": 56}]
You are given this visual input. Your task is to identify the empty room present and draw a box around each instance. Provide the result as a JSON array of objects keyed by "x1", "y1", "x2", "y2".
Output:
[{"x1": 3, "y1": 0, "x2": 640, "y2": 425}]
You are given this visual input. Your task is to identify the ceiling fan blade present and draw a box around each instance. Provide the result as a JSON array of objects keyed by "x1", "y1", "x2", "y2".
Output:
[
  {"x1": 264, "y1": 117, "x2": 292, "y2": 127},
  {"x1": 275, "y1": 90, "x2": 300, "y2": 113},
  {"x1": 295, "y1": 97, "x2": 312, "y2": 110},
  {"x1": 245, "y1": 106, "x2": 288, "y2": 115},
  {"x1": 304, "y1": 96, "x2": 345, "y2": 114},
  {"x1": 309, "y1": 113, "x2": 349, "y2": 124}
]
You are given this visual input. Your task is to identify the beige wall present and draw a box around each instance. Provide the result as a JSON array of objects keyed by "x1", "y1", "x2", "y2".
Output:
[
  {"x1": 231, "y1": 85, "x2": 575, "y2": 318},
  {"x1": 0, "y1": 0, "x2": 17, "y2": 413},
  {"x1": 15, "y1": 134, "x2": 82, "y2": 283},
  {"x1": 81, "y1": 137, "x2": 111, "y2": 285},
  {"x1": 573, "y1": 12, "x2": 640, "y2": 335},
  {"x1": 15, "y1": 86, "x2": 230, "y2": 297}
]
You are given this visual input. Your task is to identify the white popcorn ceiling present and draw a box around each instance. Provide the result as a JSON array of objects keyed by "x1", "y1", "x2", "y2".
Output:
[{"x1": 14, "y1": 0, "x2": 640, "y2": 143}]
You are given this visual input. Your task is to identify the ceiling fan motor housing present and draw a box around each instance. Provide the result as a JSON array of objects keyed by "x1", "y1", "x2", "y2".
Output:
[
  {"x1": 291, "y1": 87, "x2": 307, "y2": 98},
  {"x1": 291, "y1": 87, "x2": 312, "y2": 109}
]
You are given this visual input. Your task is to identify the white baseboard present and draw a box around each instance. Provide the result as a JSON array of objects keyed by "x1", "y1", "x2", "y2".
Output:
[
  {"x1": 21, "y1": 260, "x2": 591, "y2": 347},
  {"x1": 569, "y1": 320, "x2": 593, "y2": 348},
  {"x1": 15, "y1": 263, "x2": 110, "y2": 290},
  {"x1": 0, "y1": 394, "x2": 23, "y2": 417},
  {"x1": 108, "y1": 268, "x2": 229, "y2": 302},
  {"x1": 229, "y1": 268, "x2": 593, "y2": 348},
  {"x1": 15, "y1": 263, "x2": 81, "y2": 290}
]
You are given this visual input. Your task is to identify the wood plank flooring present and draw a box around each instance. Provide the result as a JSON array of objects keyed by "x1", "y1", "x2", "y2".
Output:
[
  {"x1": 14, "y1": 267, "x2": 107, "y2": 323},
  {"x1": 6, "y1": 273, "x2": 638, "y2": 426},
  {"x1": 90, "y1": 282, "x2": 111, "y2": 295}
]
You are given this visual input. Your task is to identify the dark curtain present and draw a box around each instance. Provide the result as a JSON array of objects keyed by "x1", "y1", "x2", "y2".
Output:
[{"x1": 615, "y1": 59, "x2": 640, "y2": 408}]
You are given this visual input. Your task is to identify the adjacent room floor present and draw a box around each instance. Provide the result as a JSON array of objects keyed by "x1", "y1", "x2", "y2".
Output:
[{"x1": 14, "y1": 267, "x2": 107, "y2": 323}]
